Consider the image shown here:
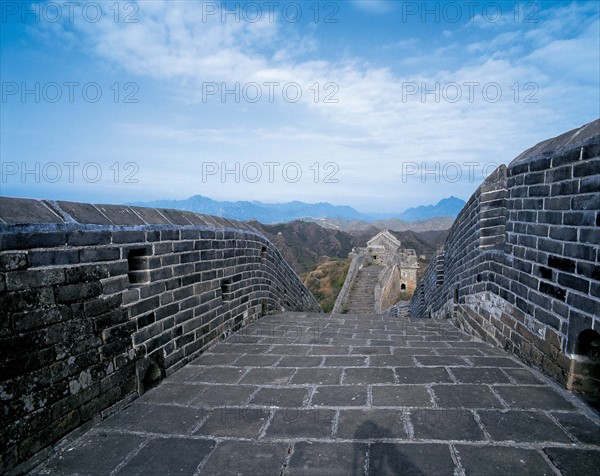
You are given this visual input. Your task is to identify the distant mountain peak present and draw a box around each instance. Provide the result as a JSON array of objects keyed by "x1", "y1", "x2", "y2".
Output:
[
  {"x1": 396, "y1": 197, "x2": 466, "y2": 222},
  {"x1": 127, "y1": 195, "x2": 465, "y2": 224}
]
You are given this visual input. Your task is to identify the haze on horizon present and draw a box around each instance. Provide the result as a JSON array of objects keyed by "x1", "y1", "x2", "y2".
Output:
[{"x1": 1, "y1": 0, "x2": 599, "y2": 213}]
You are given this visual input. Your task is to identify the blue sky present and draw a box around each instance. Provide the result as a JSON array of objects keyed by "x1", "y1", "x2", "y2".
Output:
[{"x1": 1, "y1": 0, "x2": 599, "y2": 213}]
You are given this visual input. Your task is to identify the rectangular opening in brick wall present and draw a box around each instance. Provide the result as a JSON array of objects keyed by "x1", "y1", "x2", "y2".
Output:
[
  {"x1": 221, "y1": 279, "x2": 232, "y2": 301},
  {"x1": 261, "y1": 246, "x2": 267, "y2": 260},
  {"x1": 572, "y1": 329, "x2": 600, "y2": 409},
  {"x1": 127, "y1": 248, "x2": 150, "y2": 285}
]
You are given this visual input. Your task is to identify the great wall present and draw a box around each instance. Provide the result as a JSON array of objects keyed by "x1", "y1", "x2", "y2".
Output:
[
  {"x1": 0, "y1": 202, "x2": 320, "y2": 473},
  {"x1": 409, "y1": 119, "x2": 600, "y2": 398},
  {"x1": 1, "y1": 119, "x2": 599, "y2": 474}
]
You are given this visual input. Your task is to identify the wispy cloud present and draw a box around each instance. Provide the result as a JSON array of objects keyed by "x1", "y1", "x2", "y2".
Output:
[{"x1": 9, "y1": 0, "x2": 599, "y2": 210}]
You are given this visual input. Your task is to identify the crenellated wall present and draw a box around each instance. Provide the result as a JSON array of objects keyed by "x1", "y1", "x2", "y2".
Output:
[
  {"x1": 410, "y1": 119, "x2": 600, "y2": 398},
  {"x1": 0, "y1": 198, "x2": 320, "y2": 474}
]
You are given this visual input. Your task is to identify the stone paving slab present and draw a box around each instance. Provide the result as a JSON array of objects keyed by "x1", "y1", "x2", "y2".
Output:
[{"x1": 30, "y1": 312, "x2": 600, "y2": 476}]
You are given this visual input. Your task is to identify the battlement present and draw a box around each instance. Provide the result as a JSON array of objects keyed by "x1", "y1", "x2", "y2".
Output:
[
  {"x1": 0, "y1": 198, "x2": 320, "y2": 473},
  {"x1": 410, "y1": 118, "x2": 600, "y2": 399}
]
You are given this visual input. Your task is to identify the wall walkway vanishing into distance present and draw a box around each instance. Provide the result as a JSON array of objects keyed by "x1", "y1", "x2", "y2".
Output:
[
  {"x1": 332, "y1": 229, "x2": 418, "y2": 314},
  {"x1": 410, "y1": 119, "x2": 600, "y2": 400},
  {"x1": 0, "y1": 198, "x2": 320, "y2": 474}
]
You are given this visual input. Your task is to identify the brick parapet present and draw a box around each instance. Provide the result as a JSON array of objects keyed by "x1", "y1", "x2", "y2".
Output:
[
  {"x1": 410, "y1": 119, "x2": 600, "y2": 398},
  {"x1": 0, "y1": 198, "x2": 320, "y2": 474}
]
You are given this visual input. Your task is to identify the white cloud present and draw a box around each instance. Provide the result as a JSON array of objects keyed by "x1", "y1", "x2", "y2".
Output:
[{"x1": 26, "y1": 0, "x2": 599, "y2": 210}]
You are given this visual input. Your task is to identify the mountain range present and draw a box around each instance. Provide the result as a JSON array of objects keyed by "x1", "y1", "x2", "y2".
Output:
[
  {"x1": 128, "y1": 195, "x2": 465, "y2": 225},
  {"x1": 248, "y1": 220, "x2": 449, "y2": 276}
]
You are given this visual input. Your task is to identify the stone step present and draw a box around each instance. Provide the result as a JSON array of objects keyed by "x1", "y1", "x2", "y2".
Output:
[{"x1": 343, "y1": 265, "x2": 383, "y2": 314}]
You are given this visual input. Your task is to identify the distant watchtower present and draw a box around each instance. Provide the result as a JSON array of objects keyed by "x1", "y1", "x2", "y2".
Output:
[
  {"x1": 366, "y1": 230, "x2": 418, "y2": 293},
  {"x1": 332, "y1": 229, "x2": 419, "y2": 314}
]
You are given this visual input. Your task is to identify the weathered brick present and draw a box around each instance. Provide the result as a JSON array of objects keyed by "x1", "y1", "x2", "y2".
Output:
[
  {"x1": 180, "y1": 229, "x2": 200, "y2": 240},
  {"x1": 153, "y1": 242, "x2": 173, "y2": 254},
  {"x1": 111, "y1": 230, "x2": 145, "y2": 243},
  {"x1": 551, "y1": 147, "x2": 581, "y2": 167},
  {"x1": 544, "y1": 197, "x2": 570, "y2": 210},
  {"x1": 155, "y1": 302, "x2": 179, "y2": 321},
  {"x1": 548, "y1": 226, "x2": 576, "y2": 241},
  {"x1": 107, "y1": 261, "x2": 129, "y2": 277},
  {"x1": 539, "y1": 282, "x2": 566, "y2": 301},
  {"x1": 548, "y1": 255, "x2": 576, "y2": 273},
  {"x1": 28, "y1": 249, "x2": 79, "y2": 267},
  {"x1": 84, "y1": 294, "x2": 122, "y2": 317},
  {"x1": 579, "y1": 175, "x2": 600, "y2": 193},
  {"x1": 525, "y1": 223, "x2": 548, "y2": 237},
  {"x1": 65, "y1": 264, "x2": 109, "y2": 283},
  {"x1": 121, "y1": 289, "x2": 140, "y2": 306},
  {"x1": 537, "y1": 211, "x2": 562, "y2": 225},
  {"x1": 524, "y1": 171, "x2": 545, "y2": 185},
  {"x1": 537, "y1": 238, "x2": 562, "y2": 254},
  {"x1": 551, "y1": 180, "x2": 579, "y2": 196},
  {"x1": 145, "y1": 230, "x2": 161, "y2": 242},
  {"x1": 159, "y1": 254, "x2": 178, "y2": 267},
  {"x1": 101, "y1": 321, "x2": 137, "y2": 343},
  {"x1": 528, "y1": 185, "x2": 550, "y2": 196},
  {"x1": 557, "y1": 272, "x2": 589, "y2": 294},
  {"x1": 0, "y1": 232, "x2": 66, "y2": 251},
  {"x1": 139, "y1": 281, "x2": 166, "y2": 299},
  {"x1": 6, "y1": 268, "x2": 65, "y2": 291},
  {"x1": 572, "y1": 193, "x2": 600, "y2": 211},
  {"x1": 0, "y1": 252, "x2": 28, "y2": 271},
  {"x1": 67, "y1": 231, "x2": 111, "y2": 246},
  {"x1": 101, "y1": 276, "x2": 128, "y2": 295},
  {"x1": 563, "y1": 211, "x2": 596, "y2": 226},
  {"x1": 160, "y1": 229, "x2": 179, "y2": 241},
  {"x1": 0, "y1": 287, "x2": 55, "y2": 312},
  {"x1": 576, "y1": 262, "x2": 600, "y2": 281},
  {"x1": 567, "y1": 293, "x2": 599, "y2": 317},
  {"x1": 579, "y1": 228, "x2": 600, "y2": 245},
  {"x1": 573, "y1": 159, "x2": 600, "y2": 177},
  {"x1": 551, "y1": 300, "x2": 570, "y2": 320},
  {"x1": 99, "y1": 339, "x2": 131, "y2": 360},
  {"x1": 79, "y1": 246, "x2": 120, "y2": 263},
  {"x1": 137, "y1": 312, "x2": 156, "y2": 328},
  {"x1": 93, "y1": 308, "x2": 129, "y2": 330},
  {"x1": 55, "y1": 282, "x2": 102, "y2": 303},
  {"x1": 12, "y1": 306, "x2": 72, "y2": 332},
  {"x1": 129, "y1": 296, "x2": 160, "y2": 318},
  {"x1": 536, "y1": 266, "x2": 553, "y2": 280},
  {"x1": 545, "y1": 166, "x2": 571, "y2": 182},
  {"x1": 564, "y1": 242, "x2": 596, "y2": 261}
]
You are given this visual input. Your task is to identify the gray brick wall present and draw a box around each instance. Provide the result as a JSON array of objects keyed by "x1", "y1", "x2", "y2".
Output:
[
  {"x1": 0, "y1": 199, "x2": 320, "y2": 473},
  {"x1": 410, "y1": 119, "x2": 600, "y2": 396}
]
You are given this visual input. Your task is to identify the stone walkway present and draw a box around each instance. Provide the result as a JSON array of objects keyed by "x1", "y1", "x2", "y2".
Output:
[
  {"x1": 30, "y1": 312, "x2": 600, "y2": 475},
  {"x1": 344, "y1": 266, "x2": 382, "y2": 314}
]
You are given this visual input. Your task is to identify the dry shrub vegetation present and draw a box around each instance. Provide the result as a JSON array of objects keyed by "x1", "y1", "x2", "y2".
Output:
[{"x1": 302, "y1": 259, "x2": 350, "y2": 312}]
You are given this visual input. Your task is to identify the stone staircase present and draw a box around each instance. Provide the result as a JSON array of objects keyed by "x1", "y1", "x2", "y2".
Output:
[{"x1": 344, "y1": 265, "x2": 383, "y2": 314}]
